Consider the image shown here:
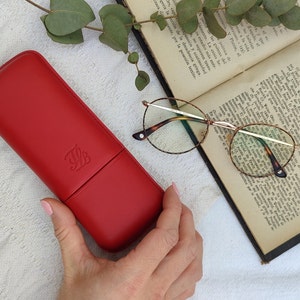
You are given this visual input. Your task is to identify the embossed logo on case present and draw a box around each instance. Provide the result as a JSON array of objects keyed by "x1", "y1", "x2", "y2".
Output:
[{"x1": 65, "y1": 144, "x2": 91, "y2": 171}]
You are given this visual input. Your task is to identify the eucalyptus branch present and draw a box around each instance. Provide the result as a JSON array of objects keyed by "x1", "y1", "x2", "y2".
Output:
[
  {"x1": 130, "y1": 14, "x2": 177, "y2": 27},
  {"x1": 25, "y1": 0, "x2": 300, "y2": 91},
  {"x1": 25, "y1": 0, "x2": 50, "y2": 13},
  {"x1": 85, "y1": 25, "x2": 103, "y2": 32}
]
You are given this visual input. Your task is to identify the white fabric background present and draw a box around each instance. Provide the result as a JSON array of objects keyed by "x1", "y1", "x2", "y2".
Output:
[{"x1": 1, "y1": 0, "x2": 300, "y2": 299}]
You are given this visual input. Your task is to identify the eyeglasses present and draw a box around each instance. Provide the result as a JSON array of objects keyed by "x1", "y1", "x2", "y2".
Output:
[{"x1": 133, "y1": 97, "x2": 300, "y2": 178}]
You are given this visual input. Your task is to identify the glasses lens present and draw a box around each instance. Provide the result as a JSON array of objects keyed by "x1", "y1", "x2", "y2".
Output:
[
  {"x1": 143, "y1": 98, "x2": 208, "y2": 154},
  {"x1": 230, "y1": 124, "x2": 295, "y2": 177}
]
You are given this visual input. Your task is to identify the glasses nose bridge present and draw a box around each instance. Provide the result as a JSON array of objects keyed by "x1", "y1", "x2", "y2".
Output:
[{"x1": 210, "y1": 120, "x2": 237, "y2": 131}]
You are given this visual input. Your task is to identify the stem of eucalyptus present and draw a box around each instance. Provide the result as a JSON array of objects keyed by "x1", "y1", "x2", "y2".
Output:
[
  {"x1": 130, "y1": 14, "x2": 178, "y2": 27},
  {"x1": 25, "y1": 0, "x2": 50, "y2": 13},
  {"x1": 85, "y1": 25, "x2": 103, "y2": 32}
]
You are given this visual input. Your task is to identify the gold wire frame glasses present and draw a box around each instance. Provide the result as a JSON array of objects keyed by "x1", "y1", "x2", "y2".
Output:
[{"x1": 132, "y1": 97, "x2": 300, "y2": 178}]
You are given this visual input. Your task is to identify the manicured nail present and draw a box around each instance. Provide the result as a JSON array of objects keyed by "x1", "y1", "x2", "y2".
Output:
[
  {"x1": 41, "y1": 200, "x2": 53, "y2": 216},
  {"x1": 172, "y1": 182, "x2": 180, "y2": 197}
]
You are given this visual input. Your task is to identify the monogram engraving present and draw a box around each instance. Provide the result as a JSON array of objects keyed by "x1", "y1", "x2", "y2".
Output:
[{"x1": 65, "y1": 144, "x2": 91, "y2": 171}]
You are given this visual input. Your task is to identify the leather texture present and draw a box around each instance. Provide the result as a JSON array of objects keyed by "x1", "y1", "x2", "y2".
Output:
[{"x1": 0, "y1": 51, "x2": 163, "y2": 251}]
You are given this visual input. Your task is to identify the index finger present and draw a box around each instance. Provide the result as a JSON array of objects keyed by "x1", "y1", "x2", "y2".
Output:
[{"x1": 127, "y1": 184, "x2": 182, "y2": 274}]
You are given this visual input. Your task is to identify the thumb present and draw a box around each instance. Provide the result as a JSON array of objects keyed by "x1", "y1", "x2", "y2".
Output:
[{"x1": 41, "y1": 198, "x2": 93, "y2": 270}]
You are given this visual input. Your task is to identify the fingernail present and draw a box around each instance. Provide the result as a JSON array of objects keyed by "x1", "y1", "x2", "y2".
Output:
[
  {"x1": 41, "y1": 200, "x2": 53, "y2": 216},
  {"x1": 172, "y1": 182, "x2": 180, "y2": 197}
]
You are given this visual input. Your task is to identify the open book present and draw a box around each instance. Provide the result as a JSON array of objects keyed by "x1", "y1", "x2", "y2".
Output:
[{"x1": 118, "y1": 0, "x2": 300, "y2": 262}]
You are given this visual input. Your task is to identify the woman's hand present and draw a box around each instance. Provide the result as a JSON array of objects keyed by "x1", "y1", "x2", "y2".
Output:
[{"x1": 41, "y1": 183, "x2": 203, "y2": 300}]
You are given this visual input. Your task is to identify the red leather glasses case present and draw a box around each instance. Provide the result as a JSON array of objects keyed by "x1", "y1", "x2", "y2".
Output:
[{"x1": 0, "y1": 51, "x2": 163, "y2": 251}]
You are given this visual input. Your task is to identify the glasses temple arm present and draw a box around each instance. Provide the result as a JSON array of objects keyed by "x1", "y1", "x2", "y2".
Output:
[
  {"x1": 143, "y1": 100, "x2": 207, "y2": 121},
  {"x1": 132, "y1": 115, "x2": 207, "y2": 140}
]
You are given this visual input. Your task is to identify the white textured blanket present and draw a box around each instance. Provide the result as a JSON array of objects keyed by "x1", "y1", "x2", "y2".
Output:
[{"x1": 1, "y1": 1, "x2": 300, "y2": 299}]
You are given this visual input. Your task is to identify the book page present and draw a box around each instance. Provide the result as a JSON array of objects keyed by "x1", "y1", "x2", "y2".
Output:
[
  {"x1": 124, "y1": 0, "x2": 300, "y2": 101},
  {"x1": 188, "y1": 40, "x2": 300, "y2": 254}
]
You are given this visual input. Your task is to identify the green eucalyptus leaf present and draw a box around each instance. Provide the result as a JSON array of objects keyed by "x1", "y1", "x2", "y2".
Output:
[
  {"x1": 99, "y1": 14, "x2": 128, "y2": 53},
  {"x1": 45, "y1": 0, "x2": 95, "y2": 35},
  {"x1": 179, "y1": 16, "x2": 199, "y2": 33},
  {"x1": 50, "y1": 0, "x2": 94, "y2": 17},
  {"x1": 226, "y1": 0, "x2": 257, "y2": 16},
  {"x1": 151, "y1": 11, "x2": 158, "y2": 19},
  {"x1": 128, "y1": 52, "x2": 139, "y2": 64},
  {"x1": 176, "y1": 0, "x2": 203, "y2": 19},
  {"x1": 256, "y1": 0, "x2": 263, "y2": 5},
  {"x1": 41, "y1": 15, "x2": 84, "y2": 44},
  {"x1": 268, "y1": 17, "x2": 281, "y2": 26},
  {"x1": 203, "y1": 7, "x2": 226, "y2": 38},
  {"x1": 176, "y1": 0, "x2": 202, "y2": 33},
  {"x1": 150, "y1": 12, "x2": 168, "y2": 30},
  {"x1": 133, "y1": 23, "x2": 142, "y2": 30},
  {"x1": 245, "y1": 6, "x2": 272, "y2": 27},
  {"x1": 135, "y1": 71, "x2": 150, "y2": 91},
  {"x1": 99, "y1": 4, "x2": 132, "y2": 33},
  {"x1": 263, "y1": 0, "x2": 297, "y2": 17},
  {"x1": 44, "y1": 12, "x2": 86, "y2": 35},
  {"x1": 47, "y1": 29, "x2": 84, "y2": 44},
  {"x1": 225, "y1": 11, "x2": 244, "y2": 25},
  {"x1": 203, "y1": 0, "x2": 221, "y2": 9},
  {"x1": 279, "y1": 6, "x2": 300, "y2": 30}
]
